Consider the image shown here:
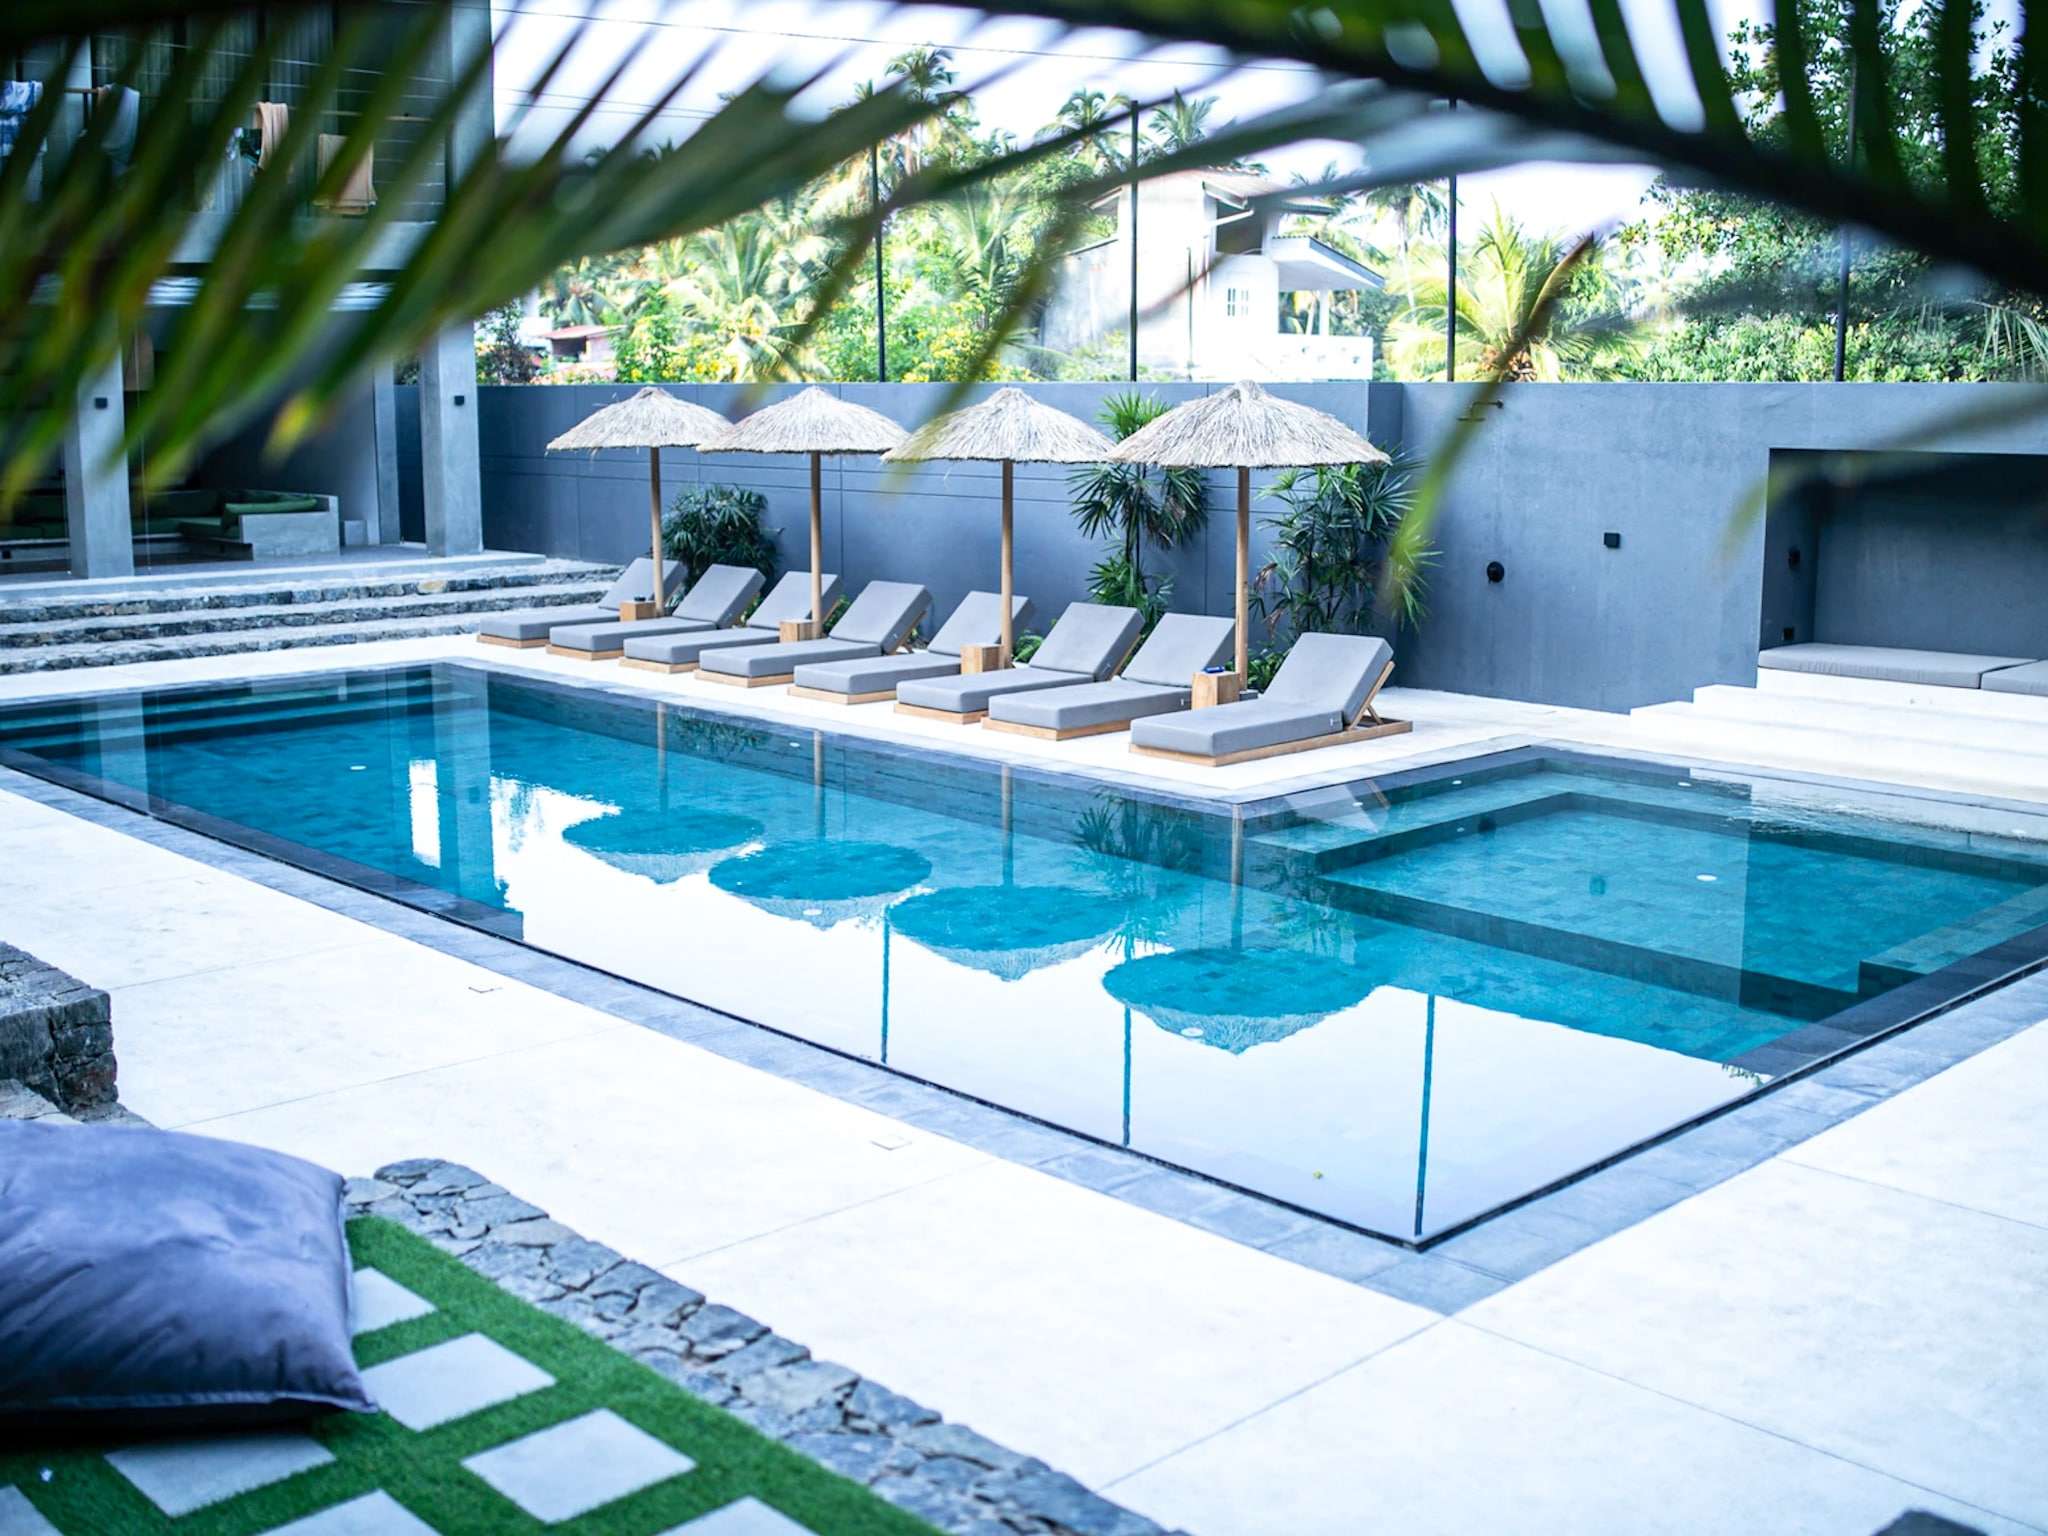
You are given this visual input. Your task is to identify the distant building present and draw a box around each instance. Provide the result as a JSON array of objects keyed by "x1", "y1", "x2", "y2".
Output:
[
  {"x1": 538, "y1": 324, "x2": 622, "y2": 374},
  {"x1": 1040, "y1": 170, "x2": 1382, "y2": 381}
]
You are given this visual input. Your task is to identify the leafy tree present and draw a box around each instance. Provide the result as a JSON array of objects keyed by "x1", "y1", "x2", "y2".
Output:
[
  {"x1": 473, "y1": 303, "x2": 543, "y2": 385},
  {"x1": 1253, "y1": 456, "x2": 1431, "y2": 645},
  {"x1": 1146, "y1": 92, "x2": 1215, "y2": 157},
  {"x1": 662, "y1": 485, "x2": 779, "y2": 585}
]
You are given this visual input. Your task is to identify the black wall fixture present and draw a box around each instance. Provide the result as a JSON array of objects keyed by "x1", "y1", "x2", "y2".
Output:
[
  {"x1": 1603, "y1": 531, "x2": 1621, "y2": 549},
  {"x1": 1486, "y1": 561, "x2": 1505, "y2": 583}
]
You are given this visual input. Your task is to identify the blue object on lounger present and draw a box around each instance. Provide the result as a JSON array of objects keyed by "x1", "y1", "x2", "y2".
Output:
[{"x1": 0, "y1": 1120, "x2": 373, "y2": 1427}]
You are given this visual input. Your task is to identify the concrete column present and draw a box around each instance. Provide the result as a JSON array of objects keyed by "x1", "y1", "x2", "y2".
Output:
[
  {"x1": 62, "y1": 348, "x2": 135, "y2": 579},
  {"x1": 418, "y1": 322, "x2": 483, "y2": 556},
  {"x1": 371, "y1": 366, "x2": 402, "y2": 544}
]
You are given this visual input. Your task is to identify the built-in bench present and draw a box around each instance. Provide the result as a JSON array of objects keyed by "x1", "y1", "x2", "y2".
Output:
[
  {"x1": 0, "y1": 486, "x2": 351, "y2": 565},
  {"x1": 1759, "y1": 643, "x2": 2043, "y2": 691}
]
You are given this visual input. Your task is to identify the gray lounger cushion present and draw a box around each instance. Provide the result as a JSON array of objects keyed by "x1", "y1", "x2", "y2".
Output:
[
  {"x1": 599, "y1": 556, "x2": 686, "y2": 607},
  {"x1": 989, "y1": 677, "x2": 1192, "y2": 731},
  {"x1": 701, "y1": 581, "x2": 930, "y2": 679},
  {"x1": 1130, "y1": 632, "x2": 1392, "y2": 756},
  {"x1": 989, "y1": 614, "x2": 1233, "y2": 730},
  {"x1": 0, "y1": 1120, "x2": 372, "y2": 1426},
  {"x1": 1027, "y1": 602, "x2": 1143, "y2": 681},
  {"x1": 478, "y1": 603, "x2": 616, "y2": 642},
  {"x1": 545, "y1": 564, "x2": 765, "y2": 654},
  {"x1": 1758, "y1": 643, "x2": 2032, "y2": 688},
  {"x1": 897, "y1": 663, "x2": 1088, "y2": 714},
  {"x1": 621, "y1": 572, "x2": 841, "y2": 665},
  {"x1": 794, "y1": 651, "x2": 970, "y2": 695},
  {"x1": 1983, "y1": 660, "x2": 2048, "y2": 696},
  {"x1": 926, "y1": 592, "x2": 1036, "y2": 656},
  {"x1": 1133, "y1": 697, "x2": 1348, "y2": 757}
]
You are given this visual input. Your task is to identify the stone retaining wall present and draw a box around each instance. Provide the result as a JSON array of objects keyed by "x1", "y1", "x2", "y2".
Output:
[{"x1": 0, "y1": 942, "x2": 116, "y2": 1111}]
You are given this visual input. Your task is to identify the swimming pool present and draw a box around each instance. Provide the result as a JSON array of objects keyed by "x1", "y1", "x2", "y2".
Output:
[{"x1": 6, "y1": 661, "x2": 2047, "y2": 1242}]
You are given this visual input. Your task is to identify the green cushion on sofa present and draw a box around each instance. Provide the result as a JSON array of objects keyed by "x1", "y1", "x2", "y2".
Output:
[{"x1": 223, "y1": 493, "x2": 324, "y2": 516}]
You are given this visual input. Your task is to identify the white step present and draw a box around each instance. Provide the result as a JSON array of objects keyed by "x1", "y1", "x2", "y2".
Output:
[
  {"x1": 1754, "y1": 665, "x2": 2048, "y2": 722},
  {"x1": 1640, "y1": 686, "x2": 2048, "y2": 757}
]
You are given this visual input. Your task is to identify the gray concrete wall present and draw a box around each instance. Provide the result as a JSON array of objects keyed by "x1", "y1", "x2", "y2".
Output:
[
  {"x1": 464, "y1": 379, "x2": 2048, "y2": 712},
  {"x1": 192, "y1": 371, "x2": 388, "y2": 537}
]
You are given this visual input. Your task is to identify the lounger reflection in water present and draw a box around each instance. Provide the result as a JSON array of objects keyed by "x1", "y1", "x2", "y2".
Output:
[
  {"x1": 787, "y1": 591, "x2": 1036, "y2": 704},
  {"x1": 982, "y1": 613, "x2": 1233, "y2": 741},
  {"x1": 696, "y1": 580, "x2": 933, "y2": 688},
  {"x1": 617, "y1": 571, "x2": 843, "y2": 675},
  {"x1": 893, "y1": 602, "x2": 1142, "y2": 724},
  {"x1": 1130, "y1": 633, "x2": 1410, "y2": 766}
]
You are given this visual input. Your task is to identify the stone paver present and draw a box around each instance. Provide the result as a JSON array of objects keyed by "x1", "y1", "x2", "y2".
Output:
[
  {"x1": 461, "y1": 1409, "x2": 695, "y2": 1523},
  {"x1": 357, "y1": 1333, "x2": 554, "y2": 1432},
  {"x1": 104, "y1": 1433, "x2": 334, "y2": 1518},
  {"x1": 0, "y1": 1487, "x2": 60, "y2": 1536},
  {"x1": 350, "y1": 1267, "x2": 436, "y2": 1335},
  {"x1": 267, "y1": 1490, "x2": 439, "y2": 1535},
  {"x1": 663, "y1": 1496, "x2": 816, "y2": 1535}
]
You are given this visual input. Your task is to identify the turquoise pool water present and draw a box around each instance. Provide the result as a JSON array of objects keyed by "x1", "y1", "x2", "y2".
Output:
[{"x1": 5, "y1": 662, "x2": 2046, "y2": 1240}]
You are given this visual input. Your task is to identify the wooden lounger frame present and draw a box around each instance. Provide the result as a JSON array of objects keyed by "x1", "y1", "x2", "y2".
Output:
[
  {"x1": 546, "y1": 643, "x2": 623, "y2": 661},
  {"x1": 982, "y1": 716, "x2": 1128, "y2": 743},
  {"x1": 477, "y1": 634, "x2": 547, "y2": 650},
  {"x1": 895, "y1": 702, "x2": 987, "y2": 725},
  {"x1": 1130, "y1": 660, "x2": 1411, "y2": 768},
  {"x1": 618, "y1": 656, "x2": 697, "y2": 675},
  {"x1": 696, "y1": 668, "x2": 794, "y2": 689},
  {"x1": 787, "y1": 684, "x2": 895, "y2": 705}
]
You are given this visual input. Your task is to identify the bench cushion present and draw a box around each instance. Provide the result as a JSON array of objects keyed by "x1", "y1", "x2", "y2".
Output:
[
  {"x1": 928, "y1": 592, "x2": 1034, "y2": 657},
  {"x1": 1029, "y1": 603, "x2": 1143, "y2": 680},
  {"x1": 478, "y1": 603, "x2": 615, "y2": 642},
  {"x1": 1266, "y1": 633, "x2": 1392, "y2": 718},
  {"x1": 548, "y1": 615, "x2": 713, "y2": 652},
  {"x1": 896, "y1": 665, "x2": 1081, "y2": 715},
  {"x1": 1132, "y1": 698, "x2": 1347, "y2": 757},
  {"x1": 620, "y1": 626, "x2": 777, "y2": 666},
  {"x1": 746, "y1": 571, "x2": 842, "y2": 629},
  {"x1": 703, "y1": 636, "x2": 878, "y2": 678},
  {"x1": 792, "y1": 652, "x2": 962, "y2": 696},
  {"x1": 1758, "y1": 643, "x2": 2034, "y2": 688},
  {"x1": 1122, "y1": 614, "x2": 1235, "y2": 688},
  {"x1": 675, "y1": 563, "x2": 766, "y2": 625},
  {"x1": 988, "y1": 678, "x2": 1188, "y2": 731}
]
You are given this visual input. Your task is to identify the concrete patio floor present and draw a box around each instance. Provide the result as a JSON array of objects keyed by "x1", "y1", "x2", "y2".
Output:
[{"x1": 2, "y1": 636, "x2": 2045, "y2": 1532}]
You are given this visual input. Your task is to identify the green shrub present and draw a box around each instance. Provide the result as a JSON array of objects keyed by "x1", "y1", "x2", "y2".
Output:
[{"x1": 662, "y1": 485, "x2": 778, "y2": 588}]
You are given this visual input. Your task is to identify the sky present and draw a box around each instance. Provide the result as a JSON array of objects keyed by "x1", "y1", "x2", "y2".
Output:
[{"x1": 486, "y1": 0, "x2": 1777, "y2": 240}]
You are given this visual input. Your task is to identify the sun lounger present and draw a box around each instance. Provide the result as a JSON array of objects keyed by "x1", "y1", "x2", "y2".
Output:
[
  {"x1": 543, "y1": 564, "x2": 765, "y2": 660},
  {"x1": 894, "y1": 603, "x2": 1142, "y2": 724},
  {"x1": 787, "y1": 591, "x2": 1035, "y2": 703},
  {"x1": 476, "y1": 557, "x2": 683, "y2": 648},
  {"x1": 1130, "y1": 633, "x2": 1410, "y2": 766},
  {"x1": 983, "y1": 613, "x2": 1234, "y2": 740},
  {"x1": 1757, "y1": 643, "x2": 2033, "y2": 689},
  {"x1": 617, "y1": 571, "x2": 842, "y2": 674},
  {"x1": 697, "y1": 580, "x2": 933, "y2": 688}
]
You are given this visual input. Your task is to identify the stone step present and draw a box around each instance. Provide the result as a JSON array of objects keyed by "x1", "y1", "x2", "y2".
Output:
[
  {"x1": 1661, "y1": 683, "x2": 2048, "y2": 753},
  {"x1": 0, "y1": 610, "x2": 558, "y2": 674},
  {"x1": 0, "y1": 557, "x2": 615, "y2": 625},
  {"x1": 0, "y1": 580, "x2": 613, "y2": 649}
]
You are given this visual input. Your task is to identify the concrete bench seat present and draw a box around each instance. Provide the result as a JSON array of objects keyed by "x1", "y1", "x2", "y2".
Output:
[
  {"x1": 1984, "y1": 660, "x2": 2048, "y2": 697},
  {"x1": 1757, "y1": 643, "x2": 2036, "y2": 689}
]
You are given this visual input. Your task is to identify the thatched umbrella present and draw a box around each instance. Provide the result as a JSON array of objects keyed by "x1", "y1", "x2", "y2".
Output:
[
  {"x1": 562, "y1": 805, "x2": 764, "y2": 883},
  {"x1": 1102, "y1": 945, "x2": 1373, "y2": 1055},
  {"x1": 883, "y1": 387, "x2": 1112, "y2": 665},
  {"x1": 708, "y1": 839, "x2": 931, "y2": 930},
  {"x1": 699, "y1": 388, "x2": 906, "y2": 636},
  {"x1": 546, "y1": 386, "x2": 729, "y2": 611},
  {"x1": 1107, "y1": 381, "x2": 1389, "y2": 681}
]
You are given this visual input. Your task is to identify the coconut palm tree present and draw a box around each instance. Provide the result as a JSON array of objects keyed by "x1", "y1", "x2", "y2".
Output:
[
  {"x1": 1146, "y1": 91, "x2": 1215, "y2": 157},
  {"x1": 660, "y1": 215, "x2": 816, "y2": 380},
  {"x1": 927, "y1": 184, "x2": 1034, "y2": 323},
  {"x1": 1386, "y1": 207, "x2": 1638, "y2": 381}
]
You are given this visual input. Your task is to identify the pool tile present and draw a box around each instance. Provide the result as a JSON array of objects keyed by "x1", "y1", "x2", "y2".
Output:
[
  {"x1": 1263, "y1": 1224, "x2": 1408, "y2": 1283},
  {"x1": 462, "y1": 1410, "x2": 694, "y2": 1522},
  {"x1": 1360, "y1": 1255, "x2": 1508, "y2": 1314},
  {"x1": 105, "y1": 1432, "x2": 335, "y2": 1517},
  {"x1": 359, "y1": 1333, "x2": 554, "y2": 1431},
  {"x1": 1434, "y1": 1206, "x2": 1608, "y2": 1281},
  {"x1": 1039, "y1": 1147, "x2": 1153, "y2": 1194}
]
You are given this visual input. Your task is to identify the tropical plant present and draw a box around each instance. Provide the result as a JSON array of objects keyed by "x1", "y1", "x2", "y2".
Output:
[
  {"x1": 651, "y1": 215, "x2": 817, "y2": 381},
  {"x1": 473, "y1": 302, "x2": 543, "y2": 386},
  {"x1": 1086, "y1": 554, "x2": 1175, "y2": 633},
  {"x1": 662, "y1": 485, "x2": 778, "y2": 588},
  {"x1": 1146, "y1": 92, "x2": 1216, "y2": 158},
  {"x1": 1387, "y1": 209, "x2": 1639, "y2": 381},
  {"x1": 542, "y1": 255, "x2": 631, "y2": 329},
  {"x1": 1068, "y1": 392, "x2": 1207, "y2": 624},
  {"x1": 1253, "y1": 456, "x2": 1432, "y2": 642}
]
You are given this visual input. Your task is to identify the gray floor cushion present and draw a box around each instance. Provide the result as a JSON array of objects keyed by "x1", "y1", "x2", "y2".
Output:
[
  {"x1": 1132, "y1": 698, "x2": 1348, "y2": 757},
  {"x1": 1758, "y1": 643, "x2": 2034, "y2": 688},
  {"x1": 0, "y1": 1120, "x2": 371, "y2": 1426},
  {"x1": 989, "y1": 678, "x2": 1185, "y2": 731},
  {"x1": 478, "y1": 604, "x2": 614, "y2": 642},
  {"x1": 1982, "y1": 660, "x2": 2048, "y2": 697},
  {"x1": 792, "y1": 652, "x2": 962, "y2": 695},
  {"x1": 896, "y1": 664, "x2": 1088, "y2": 715}
]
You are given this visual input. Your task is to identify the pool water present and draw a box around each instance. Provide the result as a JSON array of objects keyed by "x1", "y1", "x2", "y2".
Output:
[{"x1": 6, "y1": 663, "x2": 2046, "y2": 1241}]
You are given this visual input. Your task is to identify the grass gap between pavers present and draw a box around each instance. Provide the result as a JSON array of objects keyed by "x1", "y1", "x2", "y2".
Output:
[{"x1": 0, "y1": 1218, "x2": 940, "y2": 1536}]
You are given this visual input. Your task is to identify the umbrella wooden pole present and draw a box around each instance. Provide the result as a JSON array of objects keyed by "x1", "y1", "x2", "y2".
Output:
[
  {"x1": 648, "y1": 449, "x2": 666, "y2": 610},
  {"x1": 1000, "y1": 459, "x2": 1015, "y2": 665},
  {"x1": 809, "y1": 451, "x2": 824, "y2": 636},
  {"x1": 1235, "y1": 465, "x2": 1251, "y2": 681}
]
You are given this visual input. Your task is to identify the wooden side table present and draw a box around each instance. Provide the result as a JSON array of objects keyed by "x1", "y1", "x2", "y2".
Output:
[
  {"x1": 618, "y1": 600, "x2": 659, "y2": 623},
  {"x1": 959, "y1": 644, "x2": 1007, "y2": 674},
  {"x1": 779, "y1": 619, "x2": 823, "y2": 643},
  {"x1": 1191, "y1": 670, "x2": 1243, "y2": 709}
]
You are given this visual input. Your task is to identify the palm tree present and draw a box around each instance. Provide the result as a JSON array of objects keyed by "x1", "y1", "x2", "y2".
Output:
[
  {"x1": 1360, "y1": 182, "x2": 1449, "y2": 292},
  {"x1": 660, "y1": 215, "x2": 815, "y2": 380},
  {"x1": 540, "y1": 255, "x2": 628, "y2": 329},
  {"x1": 1069, "y1": 392, "x2": 1208, "y2": 625},
  {"x1": 1386, "y1": 207, "x2": 1637, "y2": 381},
  {"x1": 1146, "y1": 91, "x2": 1215, "y2": 158},
  {"x1": 928, "y1": 184, "x2": 1034, "y2": 323}
]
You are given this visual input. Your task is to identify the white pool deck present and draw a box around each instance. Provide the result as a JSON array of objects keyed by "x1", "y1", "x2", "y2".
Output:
[{"x1": 4, "y1": 634, "x2": 2047, "y2": 1534}]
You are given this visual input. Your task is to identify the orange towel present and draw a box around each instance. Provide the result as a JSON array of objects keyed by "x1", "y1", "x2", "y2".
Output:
[
  {"x1": 313, "y1": 132, "x2": 375, "y2": 214},
  {"x1": 253, "y1": 101, "x2": 289, "y2": 169}
]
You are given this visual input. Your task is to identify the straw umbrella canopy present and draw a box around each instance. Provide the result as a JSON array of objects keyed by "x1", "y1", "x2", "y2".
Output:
[
  {"x1": 883, "y1": 387, "x2": 1113, "y2": 664},
  {"x1": 699, "y1": 388, "x2": 907, "y2": 635},
  {"x1": 546, "y1": 386, "x2": 729, "y2": 611},
  {"x1": 1102, "y1": 946, "x2": 1373, "y2": 1055},
  {"x1": 1107, "y1": 381, "x2": 1389, "y2": 681},
  {"x1": 562, "y1": 806, "x2": 764, "y2": 883}
]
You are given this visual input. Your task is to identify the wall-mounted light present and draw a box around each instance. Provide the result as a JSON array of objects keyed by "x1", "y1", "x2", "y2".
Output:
[
  {"x1": 1788, "y1": 547, "x2": 1802, "y2": 569},
  {"x1": 1486, "y1": 560, "x2": 1505, "y2": 584},
  {"x1": 93, "y1": 397, "x2": 108, "y2": 409},
  {"x1": 1603, "y1": 531, "x2": 1621, "y2": 549},
  {"x1": 453, "y1": 393, "x2": 467, "y2": 406}
]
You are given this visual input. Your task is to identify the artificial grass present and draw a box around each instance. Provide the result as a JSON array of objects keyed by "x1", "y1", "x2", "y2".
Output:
[{"x1": 0, "y1": 1218, "x2": 941, "y2": 1536}]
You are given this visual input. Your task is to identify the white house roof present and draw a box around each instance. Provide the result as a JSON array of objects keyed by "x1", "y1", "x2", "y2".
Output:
[{"x1": 1265, "y1": 236, "x2": 1383, "y2": 292}]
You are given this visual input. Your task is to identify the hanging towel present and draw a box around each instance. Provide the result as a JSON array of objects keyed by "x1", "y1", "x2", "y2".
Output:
[
  {"x1": 0, "y1": 80, "x2": 42, "y2": 160},
  {"x1": 253, "y1": 100, "x2": 289, "y2": 169},
  {"x1": 312, "y1": 132, "x2": 375, "y2": 214},
  {"x1": 93, "y1": 84, "x2": 139, "y2": 173}
]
